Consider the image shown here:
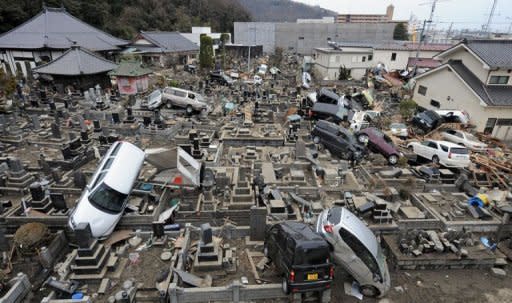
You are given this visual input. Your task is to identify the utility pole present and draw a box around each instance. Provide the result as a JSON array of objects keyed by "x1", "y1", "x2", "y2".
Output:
[
  {"x1": 412, "y1": 19, "x2": 432, "y2": 76},
  {"x1": 445, "y1": 22, "x2": 453, "y2": 43},
  {"x1": 425, "y1": 0, "x2": 438, "y2": 38},
  {"x1": 483, "y1": 0, "x2": 498, "y2": 36}
]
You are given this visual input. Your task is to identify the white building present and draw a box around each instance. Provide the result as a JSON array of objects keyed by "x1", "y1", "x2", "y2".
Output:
[
  {"x1": 413, "y1": 39, "x2": 512, "y2": 141},
  {"x1": 313, "y1": 41, "x2": 451, "y2": 80},
  {"x1": 181, "y1": 27, "x2": 231, "y2": 55}
]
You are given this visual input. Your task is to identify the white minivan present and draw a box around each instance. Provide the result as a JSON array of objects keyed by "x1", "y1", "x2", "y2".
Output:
[
  {"x1": 69, "y1": 141, "x2": 145, "y2": 238},
  {"x1": 407, "y1": 140, "x2": 470, "y2": 168},
  {"x1": 161, "y1": 87, "x2": 208, "y2": 114}
]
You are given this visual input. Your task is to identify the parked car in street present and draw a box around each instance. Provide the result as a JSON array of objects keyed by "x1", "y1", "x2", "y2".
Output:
[
  {"x1": 355, "y1": 127, "x2": 401, "y2": 165},
  {"x1": 440, "y1": 129, "x2": 487, "y2": 151},
  {"x1": 407, "y1": 140, "x2": 470, "y2": 168},
  {"x1": 411, "y1": 110, "x2": 443, "y2": 134},
  {"x1": 69, "y1": 141, "x2": 145, "y2": 238},
  {"x1": 264, "y1": 221, "x2": 334, "y2": 294},
  {"x1": 162, "y1": 87, "x2": 209, "y2": 114},
  {"x1": 316, "y1": 207, "x2": 391, "y2": 297},
  {"x1": 389, "y1": 123, "x2": 408, "y2": 139},
  {"x1": 435, "y1": 110, "x2": 470, "y2": 124},
  {"x1": 209, "y1": 71, "x2": 234, "y2": 86},
  {"x1": 311, "y1": 120, "x2": 366, "y2": 162}
]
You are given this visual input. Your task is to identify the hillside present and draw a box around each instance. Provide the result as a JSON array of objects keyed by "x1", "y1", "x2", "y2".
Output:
[
  {"x1": 238, "y1": 0, "x2": 337, "y2": 22},
  {"x1": 0, "y1": 0, "x2": 251, "y2": 39}
]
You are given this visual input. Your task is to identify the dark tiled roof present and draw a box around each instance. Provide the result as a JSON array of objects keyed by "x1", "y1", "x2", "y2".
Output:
[
  {"x1": 137, "y1": 31, "x2": 199, "y2": 53},
  {"x1": 32, "y1": 46, "x2": 117, "y2": 75},
  {"x1": 464, "y1": 39, "x2": 512, "y2": 68},
  {"x1": 448, "y1": 60, "x2": 512, "y2": 107},
  {"x1": 0, "y1": 7, "x2": 127, "y2": 51}
]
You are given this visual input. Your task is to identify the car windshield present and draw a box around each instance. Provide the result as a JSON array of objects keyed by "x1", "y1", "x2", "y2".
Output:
[
  {"x1": 89, "y1": 183, "x2": 128, "y2": 214},
  {"x1": 450, "y1": 147, "x2": 469, "y2": 154},
  {"x1": 294, "y1": 247, "x2": 329, "y2": 265},
  {"x1": 339, "y1": 228, "x2": 381, "y2": 277}
]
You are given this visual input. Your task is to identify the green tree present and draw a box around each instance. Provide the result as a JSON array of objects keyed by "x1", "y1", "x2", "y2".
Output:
[
  {"x1": 393, "y1": 22, "x2": 409, "y2": 40},
  {"x1": 399, "y1": 99, "x2": 417, "y2": 119},
  {"x1": 199, "y1": 35, "x2": 214, "y2": 69},
  {"x1": 338, "y1": 65, "x2": 351, "y2": 80}
]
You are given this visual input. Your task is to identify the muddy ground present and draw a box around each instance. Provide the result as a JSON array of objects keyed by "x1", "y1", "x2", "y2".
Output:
[{"x1": 332, "y1": 266, "x2": 512, "y2": 303}]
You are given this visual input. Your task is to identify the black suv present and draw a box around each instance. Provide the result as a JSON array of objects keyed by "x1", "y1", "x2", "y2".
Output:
[
  {"x1": 411, "y1": 110, "x2": 443, "y2": 134},
  {"x1": 264, "y1": 221, "x2": 333, "y2": 294},
  {"x1": 209, "y1": 71, "x2": 234, "y2": 86},
  {"x1": 311, "y1": 120, "x2": 366, "y2": 162}
]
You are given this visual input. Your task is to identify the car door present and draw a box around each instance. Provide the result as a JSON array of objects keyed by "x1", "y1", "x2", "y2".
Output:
[
  {"x1": 337, "y1": 132, "x2": 351, "y2": 155},
  {"x1": 424, "y1": 141, "x2": 439, "y2": 159},
  {"x1": 443, "y1": 130, "x2": 458, "y2": 143}
]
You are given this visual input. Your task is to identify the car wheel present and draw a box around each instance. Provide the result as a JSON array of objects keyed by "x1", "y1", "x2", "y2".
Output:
[
  {"x1": 313, "y1": 136, "x2": 320, "y2": 144},
  {"x1": 360, "y1": 285, "x2": 379, "y2": 297},
  {"x1": 166, "y1": 101, "x2": 172, "y2": 109},
  {"x1": 358, "y1": 134, "x2": 369, "y2": 144},
  {"x1": 407, "y1": 145, "x2": 414, "y2": 152},
  {"x1": 186, "y1": 105, "x2": 193, "y2": 114},
  {"x1": 282, "y1": 277, "x2": 290, "y2": 294},
  {"x1": 388, "y1": 154, "x2": 399, "y2": 165},
  {"x1": 432, "y1": 155, "x2": 440, "y2": 165}
]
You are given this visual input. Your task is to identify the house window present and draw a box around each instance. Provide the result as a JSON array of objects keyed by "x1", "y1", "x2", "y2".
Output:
[
  {"x1": 368, "y1": 55, "x2": 373, "y2": 61},
  {"x1": 298, "y1": 37, "x2": 305, "y2": 40},
  {"x1": 484, "y1": 118, "x2": 497, "y2": 134},
  {"x1": 430, "y1": 99, "x2": 440, "y2": 108},
  {"x1": 489, "y1": 75, "x2": 509, "y2": 85},
  {"x1": 362, "y1": 56, "x2": 366, "y2": 62},
  {"x1": 418, "y1": 85, "x2": 427, "y2": 96},
  {"x1": 391, "y1": 52, "x2": 397, "y2": 61}
]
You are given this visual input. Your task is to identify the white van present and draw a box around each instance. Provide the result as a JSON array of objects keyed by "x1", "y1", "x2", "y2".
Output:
[
  {"x1": 69, "y1": 141, "x2": 145, "y2": 238},
  {"x1": 162, "y1": 87, "x2": 208, "y2": 114}
]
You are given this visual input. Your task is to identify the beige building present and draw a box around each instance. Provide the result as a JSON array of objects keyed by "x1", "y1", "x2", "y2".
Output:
[
  {"x1": 336, "y1": 5, "x2": 394, "y2": 23},
  {"x1": 413, "y1": 39, "x2": 512, "y2": 141},
  {"x1": 313, "y1": 41, "x2": 450, "y2": 81}
]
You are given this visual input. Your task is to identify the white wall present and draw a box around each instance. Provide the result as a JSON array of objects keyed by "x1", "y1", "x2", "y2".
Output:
[
  {"x1": 438, "y1": 47, "x2": 488, "y2": 82},
  {"x1": 313, "y1": 49, "x2": 372, "y2": 80}
]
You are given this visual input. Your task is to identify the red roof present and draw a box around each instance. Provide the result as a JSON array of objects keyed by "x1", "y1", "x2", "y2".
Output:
[{"x1": 407, "y1": 57, "x2": 441, "y2": 69}]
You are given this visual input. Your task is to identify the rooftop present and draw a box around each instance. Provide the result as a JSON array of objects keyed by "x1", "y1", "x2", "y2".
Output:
[
  {"x1": 108, "y1": 60, "x2": 153, "y2": 77},
  {"x1": 0, "y1": 7, "x2": 127, "y2": 51},
  {"x1": 32, "y1": 46, "x2": 118, "y2": 76},
  {"x1": 463, "y1": 39, "x2": 512, "y2": 68},
  {"x1": 134, "y1": 31, "x2": 200, "y2": 53}
]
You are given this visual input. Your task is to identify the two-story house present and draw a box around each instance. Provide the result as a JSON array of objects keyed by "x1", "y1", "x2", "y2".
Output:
[
  {"x1": 313, "y1": 41, "x2": 450, "y2": 81},
  {"x1": 413, "y1": 39, "x2": 512, "y2": 141}
]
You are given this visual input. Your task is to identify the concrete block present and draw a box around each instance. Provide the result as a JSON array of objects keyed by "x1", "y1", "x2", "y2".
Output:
[{"x1": 491, "y1": 267, "x2": 506, "y2": 278}]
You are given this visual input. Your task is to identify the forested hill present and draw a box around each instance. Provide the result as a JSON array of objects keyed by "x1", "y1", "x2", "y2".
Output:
[
  {"x1": 0, "y1": 0, "x2": 251, "y2": 39},
  {"x1": 238, "y1": 0, "x2": 337, "y2": 22}
]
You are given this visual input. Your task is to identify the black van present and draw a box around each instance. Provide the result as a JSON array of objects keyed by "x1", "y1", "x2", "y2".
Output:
[
  {"x1": 264, "y1": 221, "x2": 334, "y2": 294},
  {"x1": 311, "y1": 120, "x2": 366, "y2": 162}
]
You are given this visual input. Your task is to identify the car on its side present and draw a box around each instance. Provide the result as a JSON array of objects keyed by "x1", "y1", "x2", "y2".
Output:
[
  {"x1": 162, "y1": 87, "x2": 209, "y2": 114},
  {"x1": 407, "y1": 140, "x2": 470, "y2": 168},
  {"x1": 355, "y1": 127, "x2": 401, "y2": 165},
  {"x1": 440, "y1": 129, "x2": 487, "y2": 151},
  {"x1": 411, "y1": 110, "x2": 443, "y2": 134},
  {"x1": 264, "y1": 221, "x2": 334, "y2": 294},
  {"x1": 316, "y1": 207, "x2": 391, "y2": 297},
  {"x1": 69, "y1": 141, "x2": 145, "y2": 238},
  {"x1": 311, "y1": 120, "x2": 366, "y2": 162}
]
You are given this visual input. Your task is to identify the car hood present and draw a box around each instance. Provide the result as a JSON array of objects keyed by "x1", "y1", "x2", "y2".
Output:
[{"x1": 70, "y1": 195, "x2": 120, "y2": 238}]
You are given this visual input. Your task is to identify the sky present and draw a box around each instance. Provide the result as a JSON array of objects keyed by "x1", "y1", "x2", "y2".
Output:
[{"x1": 292, "y1": 0, "x2": 512, "y2": 32}]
